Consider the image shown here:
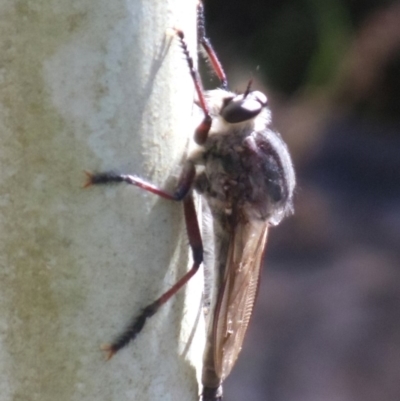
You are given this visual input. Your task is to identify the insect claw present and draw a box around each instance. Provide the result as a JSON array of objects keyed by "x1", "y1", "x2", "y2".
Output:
[
  {"x1": 82, "y1": 171, "x2": 94, "y2": 188},
  {"x1": 100, "y1": 343, "x2": 115, "y2": 361}
]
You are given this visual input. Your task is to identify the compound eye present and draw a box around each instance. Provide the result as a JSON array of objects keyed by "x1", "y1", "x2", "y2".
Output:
[{"x1": 220, "y1": 91, "x2": 267, "y2": 123}]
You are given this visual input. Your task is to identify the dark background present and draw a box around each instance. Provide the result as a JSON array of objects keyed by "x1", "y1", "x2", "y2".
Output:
[{"x1": 202, "y1": 1, "x2": 400, "y2": 400}]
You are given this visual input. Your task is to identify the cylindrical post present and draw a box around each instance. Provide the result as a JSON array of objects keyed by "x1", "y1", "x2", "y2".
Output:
[{"x1": 0, "y1": 1, "x2": 203, "y2": 400}]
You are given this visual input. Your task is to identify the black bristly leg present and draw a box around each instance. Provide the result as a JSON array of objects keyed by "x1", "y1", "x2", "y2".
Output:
[
  {"x1": 173, "y1": 28, "x2": 212, "y2": 145},
  {"x1": 197, "y1": 1, "x2": 228, "y2": 89},
  {"x1": 84, "y1": 160, "x2": 196, "y2": 201},
  {"x1": 85, "y1": 163, "x2": 203, "y2": 359},
  {"x1": 102, "y1": 194, "x2": 203, "y2": 360}
]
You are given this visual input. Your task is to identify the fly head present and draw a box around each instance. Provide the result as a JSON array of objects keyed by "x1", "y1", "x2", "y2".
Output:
[{"x1": 220, "y1": 91, "x2": 268, "y2": 124}]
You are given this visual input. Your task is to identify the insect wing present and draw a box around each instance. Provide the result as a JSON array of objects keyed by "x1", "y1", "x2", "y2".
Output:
[{"x1": 213, "y1": 218, "x2": 269, "y2": 380}]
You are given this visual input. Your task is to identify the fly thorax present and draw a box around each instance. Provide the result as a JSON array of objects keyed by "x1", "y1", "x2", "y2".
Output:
[{"x1": 196, "y1": 127, "x2": 293, "y2": 223}]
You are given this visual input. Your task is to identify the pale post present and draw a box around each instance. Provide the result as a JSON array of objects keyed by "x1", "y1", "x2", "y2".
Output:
[{"x1": 0, "y1": 1, "x2": 204, "y2": 400}]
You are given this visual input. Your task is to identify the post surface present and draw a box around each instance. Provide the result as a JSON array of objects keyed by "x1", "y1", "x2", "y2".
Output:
[{"x1": 0, "y1": 1, "x2": 203, "y2": 400}]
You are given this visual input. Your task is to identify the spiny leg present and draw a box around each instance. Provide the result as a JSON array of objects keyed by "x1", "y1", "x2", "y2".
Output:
[
  {"x1": 85, "y1": 164, "x2": 202, "y2": 359},
  {"x1": 84, "y1": 160, "x2": 195, "y2": 201},
  {"x1": 102, "y1": 194, "x2": 203, "y2": 359},
  {"x1": 197, "y1": 1, "x2": 228, "y2": 89},
  {"x1": 173, "y1": 28, "x2": 212, "y2": 145}
]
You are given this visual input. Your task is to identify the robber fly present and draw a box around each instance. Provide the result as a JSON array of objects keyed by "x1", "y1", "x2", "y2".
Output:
[{"x1": 85, "y1": 2, "x2": 295, "y2": 400}]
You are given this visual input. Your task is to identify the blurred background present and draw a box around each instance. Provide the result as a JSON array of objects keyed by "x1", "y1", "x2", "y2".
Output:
[{"x1": 202, "y1": 1, "x2": 400, "y2": 400}]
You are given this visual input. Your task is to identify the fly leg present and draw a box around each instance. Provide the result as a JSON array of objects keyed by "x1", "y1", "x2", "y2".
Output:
[
  {"x1": 173, "y1": 28, "x2": 212, "y2": 145},
  {"x1": 85, "y1": 162, "x2": 203, "y2": 359},
  {"x1": 84, "y1": 160, "x2": 195, "y2": 201},
  {"x1": 197, "y1": 1, "x2": 228, "y2": 89}
]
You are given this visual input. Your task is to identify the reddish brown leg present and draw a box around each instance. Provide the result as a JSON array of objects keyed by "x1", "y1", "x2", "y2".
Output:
[
  {"x1": 85, "y1": 160, "x2": 195, "y2": 201},
  {"x1": 197, "y1": 1, "x2": 228, "y2": 89},
  {"x1": 86, "y1": 164, "x2": 203, "y2": 359},
  {"x1": 173, "y1": 28, "x2": 212, "y2": 145}
]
